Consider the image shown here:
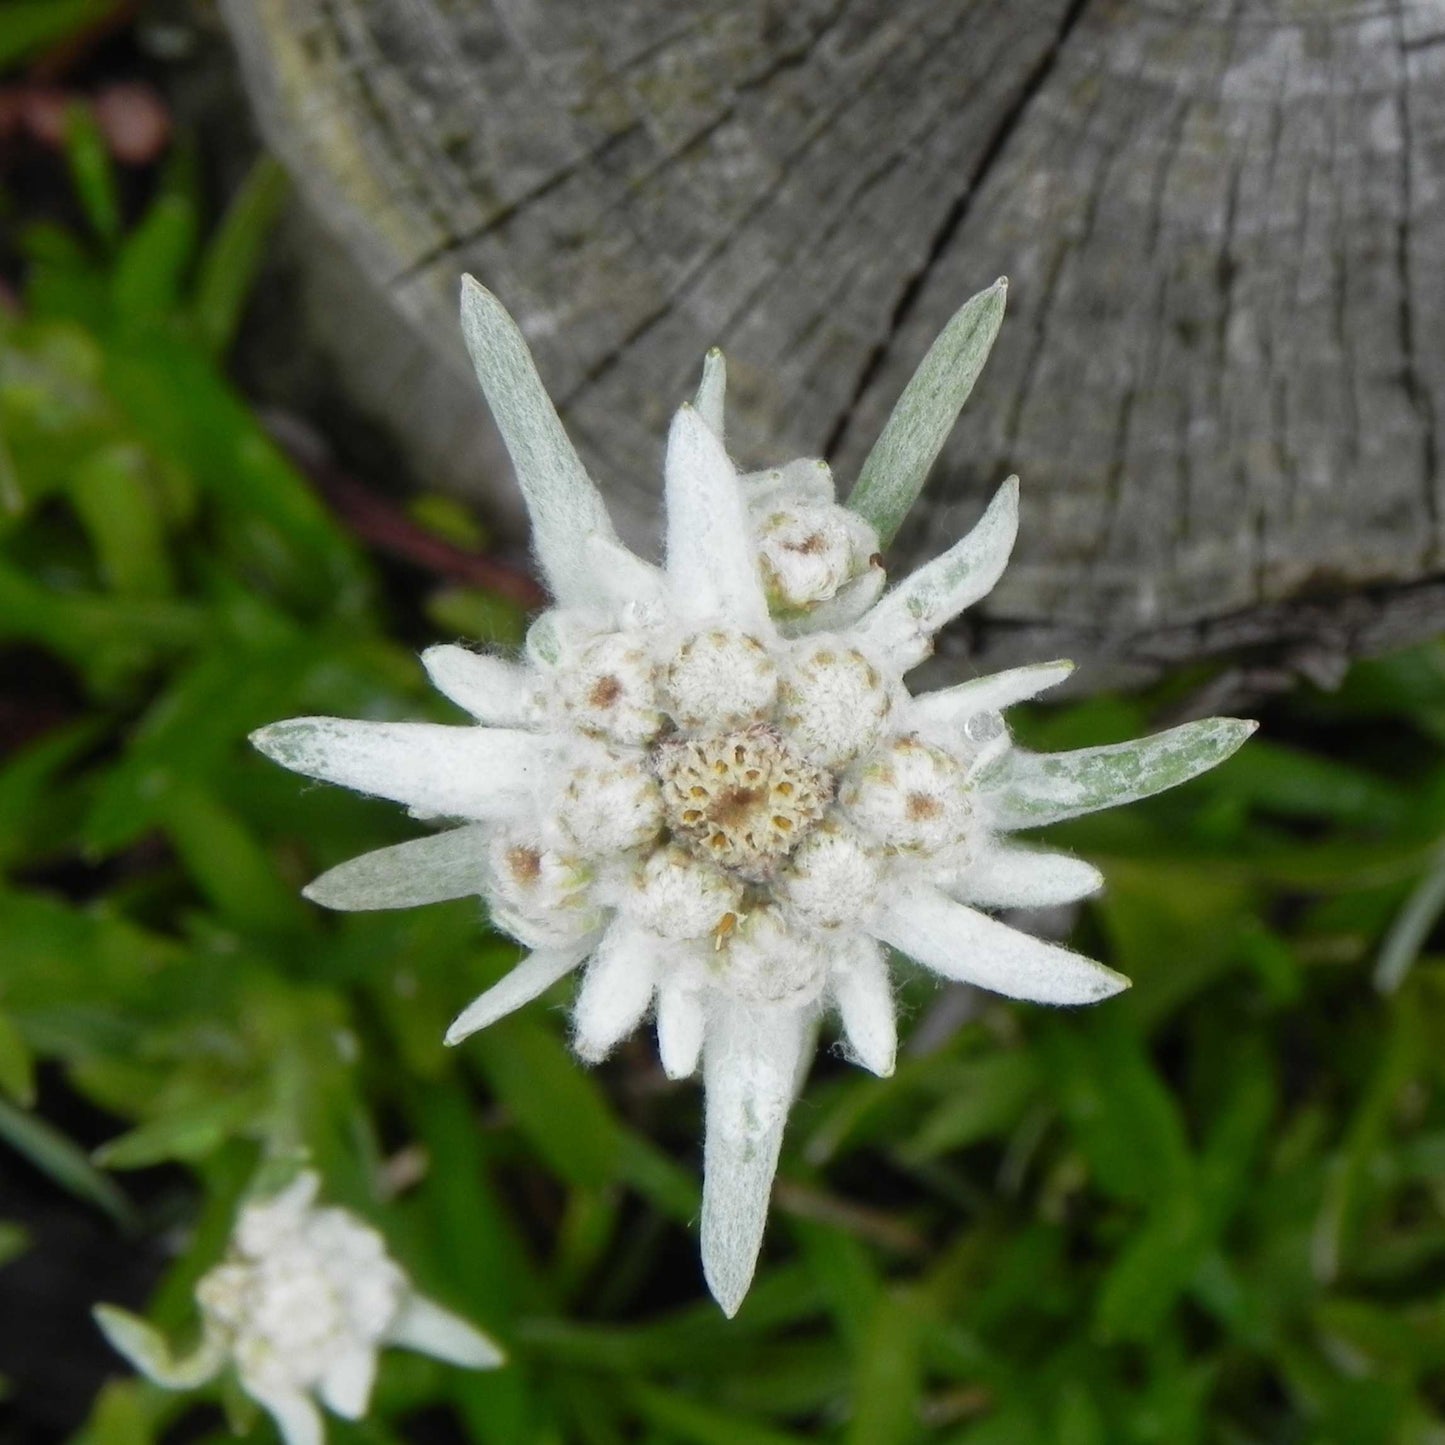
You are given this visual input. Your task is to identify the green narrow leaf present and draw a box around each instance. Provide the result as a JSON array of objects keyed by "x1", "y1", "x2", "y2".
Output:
[
  {"x1": 898, "y1": 1051, "x2": 1040, "y2": 1163},
  {"x1": 62, "y1": 102, "x2": 122, "y2": 246},
  {"x1": 1041, "y1": 1012, "x2": 1193, "y2": 1206},
  {"x1": 402, "y1": 1085, "x2": 536, "y2": 1444},
  {"x1": 0, "y1": 0, "x2": 118, "y2": 68},
  {"x1": 549, "y1": 1187, "x2": 622, "y2": 1301},
  {"x1": 988, "y1": 717, "x2": 1258, "y2": 830},
  {"x1": 192, "y1": 158, "x2": 289, "y2": 357},
  {"x1": 94, "y1": 1091, "x2": 264, "y2": 1170},
  {"x1": 1206, "y1": 738, "x2": 1412, "y2": 829},
  {"x1": 846, "y1": 278, "x2": 1007, "y2": 545},
  {"x1": 155, "y1": 781, "x2": 307, "y2": 933},
  {"x1": 1375, "y1": 841, "x2": 1445, "y2": 994},
  {"x1": 469, "y1": 1009, "x2": 622, "y2": 1190},
  {"x1": 1053, "y1": 1380, "x2": 1107, "y2": 1445},
  {"x1": 111, "y1": 194, "x2": 198, "y2": 330},
  {"x1": 1313, "y1": 999, "x2": 1424, "y2": 1283},
  {"x1": 146, "y1": 1144, "x2": 255, "y2": 1331},
  {"x1": 1094, "y1": 1193, "x2": 1204, "y2": 1341},
  {"x1": 102, "y1": 336, "x2": 366, "y2": 606},
  {"x1": 0, "y1": 1013, "x2": 36, "y2": 1107},
  {"x1": 0, "y1": 1097, "x2": 133, "y2": 1227},
  {"x1": 629, "y1": 1383, "x2": 809, "y2": 1445},
  {"x1": 0, "y1": 719, "x2": 103, "y2": 868},
  {"x1": 843, "y1": 1289, "x2": 925, "y2": 1445},
  {"x1": 73, "y1": 1379, "x2": 160, "y2": 1445},
  {"x1": 791, "y1": 1219, "x2": 882, "y2": 1354},
  {"x1": 0, "y1": 1222, "x2": 28, "y2": 1270},
  {"x1": 0, "y1": 557, "x2": 201, "y2": 685},
  {"x1": 614, "y1": 1129, "x2": 700, "y2": 1223},
  {"x1": 70, "y1": 444, "x2": 175, "y2": 597},
  {"x1": 80, "y1": 642, "x2": 318, "y2": 855}
]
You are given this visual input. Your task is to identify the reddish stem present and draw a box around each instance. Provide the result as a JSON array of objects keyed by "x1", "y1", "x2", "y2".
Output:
[{"x1": 265, "y1": 417, "x2": 546, "y2": 610}]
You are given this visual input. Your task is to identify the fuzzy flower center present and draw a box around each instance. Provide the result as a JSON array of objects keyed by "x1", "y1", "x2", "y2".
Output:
[{"x1": 654, "y1": 725, "x2": 833, "y2": 882}]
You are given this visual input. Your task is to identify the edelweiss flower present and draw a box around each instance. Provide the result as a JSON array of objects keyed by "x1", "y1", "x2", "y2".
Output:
[
  {"x1": 252, "y1": 278, "x2": 1254, "y2": 1315},
  {"x1": 95, "y1": 1172, "x2": 501, "y2": 1445}
]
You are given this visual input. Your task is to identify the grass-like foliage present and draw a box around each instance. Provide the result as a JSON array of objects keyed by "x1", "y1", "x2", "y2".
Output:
[{"x1": 3, "y1": 133, "x2": 1445, "y2": 1445}]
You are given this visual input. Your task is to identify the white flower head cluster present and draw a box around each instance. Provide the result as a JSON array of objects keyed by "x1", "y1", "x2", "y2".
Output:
[
  {"x1": 95, "y1": 1172, "x2": 501, "y2": 1445},
  {"x1": 253, "y1": 278, "x2": 1254, "y2": 1316}
]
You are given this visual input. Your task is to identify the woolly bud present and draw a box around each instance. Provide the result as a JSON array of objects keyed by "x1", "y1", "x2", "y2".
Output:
[
  {"x1": 777, "y1": 640, "x2": 893, "y2": 767},
  {"x1": 719, "y1": 906, "x2": 829, "y2": 1006},
  {"x1": 556, "y1": 750, "x2": 664, "y2": 854},
  {"x1": 629, "y1": 845, "x2": 743, "y2": 941},
  {"x1": 663, "y1": 628, "x2": 778, "y2": 731},
  {"x1": 755, "y1": 502, "x2": 878, "y2": 611},
  {"x1": 553, "y1": 631, "x2": 663, "y2": 744},
  {"x1": 483, "y1": 829, "x2": 597, "y2": 946},
  {"x1": 841, "y1": 735, "x2": 974, "y2": 858},
  {"x1": 776, "y1": 821, "x2": 881, "y2": 929},
  {"x1": 741, "y1": 456, "x2": 836, "y2": 510}
]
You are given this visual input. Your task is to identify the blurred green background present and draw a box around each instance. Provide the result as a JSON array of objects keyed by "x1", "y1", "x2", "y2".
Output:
[{"x1": 2, "y1": 6, "x2": 1444, "y2": 1444}]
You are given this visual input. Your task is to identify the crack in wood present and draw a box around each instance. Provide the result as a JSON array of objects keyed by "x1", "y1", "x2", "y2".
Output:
[
  {"x1": 1393, "y1": 0, "x2": 1441, "y2": 559},
  {"x1": 389, "y1": 122, "x2": 645, "y2": 287},
  {"x1": 820, "y1": 0, "x2": 1094, "y2": 463},
  {"x1": 557, "y1": 3, "x2": 934, "y2": 406},
  {"x1": 704, "y1": 5, "x2": 1003, "y2": 361}
]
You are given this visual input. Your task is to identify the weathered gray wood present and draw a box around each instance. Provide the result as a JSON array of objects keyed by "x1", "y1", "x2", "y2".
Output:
[{"x1": 219, "y1": 0, "x2": 1445, "y2": 688}]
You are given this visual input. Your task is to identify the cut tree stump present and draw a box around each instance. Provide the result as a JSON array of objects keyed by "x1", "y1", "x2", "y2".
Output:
[{"x1": 219, "y1": 0, "x2": 1445, "y2": 691}]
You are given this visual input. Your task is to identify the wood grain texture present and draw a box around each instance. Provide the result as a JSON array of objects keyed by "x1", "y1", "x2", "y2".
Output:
[{"x1": 219, "y1": 0, "x2": 1445, "y2": 687}]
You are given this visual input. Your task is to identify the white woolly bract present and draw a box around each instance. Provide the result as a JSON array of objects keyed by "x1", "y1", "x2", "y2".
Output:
[
  {"x1": 664, "y1": 628, "x2": 778, "y2": 730},
  {"x1": 756, "y1": 501, "x2": 877, "y2": 611}
]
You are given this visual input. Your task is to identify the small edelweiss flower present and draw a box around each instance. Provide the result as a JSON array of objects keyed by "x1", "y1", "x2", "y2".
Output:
[
  {"x1": 253, "y1": 277, "x2": 1255, "y2": 1315},
  {"x1": 94, "y1": 1172, "x2": 501, "y2": 1445}
]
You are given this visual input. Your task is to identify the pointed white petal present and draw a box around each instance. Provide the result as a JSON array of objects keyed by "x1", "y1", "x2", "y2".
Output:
[
  {"x1": 701, "y1": 998, "x2": 811, "y2": 1317},
  {"x1": 317, "y1": 1346, "x2": 376, "y2": 1419},
  {"x1": 572, "y1": 919, "x2": 660, "y2": 1062},
  {"x1": 251, "y1": 718, "x2": 541, "y2": 820},
  {"x1": 459, "y1": 277, "x2": 618, "y2": 606},
  {"x1": 833, "y1": 937, "x2": 896, "y2": 1077},
  {"x1": 445, "y1": 940, "x2": 594, "y2": 1046},
  {"x1": 245, "y1": 1382, "x2": 324, "y2": 1445},
  {"x1": 776, "y1": 563, "x2": 887, "y2": 638},
  {"x1": 875, "y1": 886, "x2": 1128, "y2": 1005},
  {"x1": 422, "y1": 646, "x2": 536, "y2": 725},
  {"x1": 985, "y1": 718, "x2": 1259, "y2": 830},
  {"x1": 947, "y1": 847, "x2": 1104, "y2": 909},
  {"x1": 694, "y1": 348, "x2": 726, "y2": 437},
  {"x1": 583, "y1": 533, "x2": 667, "y2": 612},
  {"x1": 304, "y1": 825, "x2": 491, "y2": 911},
  {"x1": 853, "y1": 478, "x2": 1018, "y2": 669},
  {"x1": 656, "y1": 981, "x2": 705, "y2": 1079},
  {"x1": 847, "y1": 277, "x2": 1008, "y2": 546},
  {"x1": 92, "y1": 1306, "x2": 224, "y2": 1389},
  {"x1": 910, "y1": 660, "x2": 1074, "y2": 734},
  {"x1": 387, "y1": 1293, "x2": 504, "y2": 1368},
  {"x1": 665, "y1": 405, "x2": 770, "y2": 630}
]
